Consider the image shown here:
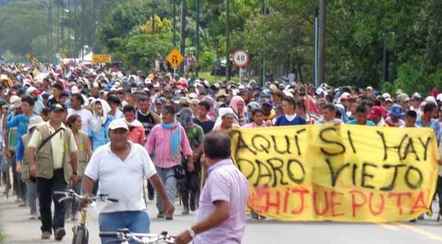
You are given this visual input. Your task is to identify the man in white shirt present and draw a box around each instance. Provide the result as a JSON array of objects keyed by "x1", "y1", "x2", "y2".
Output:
[
  {"x1": 82, "y1": 119, "x2": 174, "y2": 244},
  {"x1": 68, "y1": 93, "x2": 97, "y2": 135}
]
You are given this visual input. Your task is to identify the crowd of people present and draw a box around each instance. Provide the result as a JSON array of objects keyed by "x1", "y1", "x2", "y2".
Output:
[{"x1": 0, "y1": 61, "x2": 442, "y2": 242}]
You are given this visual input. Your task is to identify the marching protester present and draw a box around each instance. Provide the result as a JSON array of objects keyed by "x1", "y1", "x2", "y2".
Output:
[
  {"x1": 177, "y1": 108, "x2": 204, "y2": 215},
  {"x1": 175, "y1": 132, "x2": 248, "y2": 244},
  {"x1": 417, "y1": 101, "x2": 441, "y2": 143},
  {"x1": 403, "y1": 110, "x2": 418, "y2": 128},
  {"x1": 6, "y1": 95, "x2": 41, "y2": 205},
  {"x1": 194, "y1": 100, "x2": 215, "y2": 134},
  {"x1": 124, "y1": 105, "x2": 146, "y2": 145},
  {"x1": 67, "y1": 93, "x2": 97, "y2": 137},
  {"x1": 65, "y1": 114, "x2": 92, "y2": 222},
  {"x1": 348, "y1": 104, "x2": 376, "y2": 126},
  {"x1": 107, "y1": 95, "x2": 123, "y2": 120},
  {"x1": 213, "y1": 107, "x2": 239, "y2": 133},
  {"x1": 229, "y1": 95, "x2": 247, "y2": 126},
  {"x1": 274, "y1": 96, "x2": 306, "y2": 126},
  {"x1": 242, "y1": 108, "x2": 267, "y2": 128},
  {"x1": 82, "y1": 118, "x2": 174, "y2": 244},
  {"x1": 136, "y1": 95, "x2": 161, "y2": 200},
  {"x1": 385, "y1": 104, "x2": 405, "y2": 127},
  {"x1": 16, "y1": 116, "x2": 43, "y2": 220},
  {"x1": 2, "y1": 59, "x2": 442, "y2": 243},
  {"x1": 136, "y1": 95, "x2": 161, "y2": 138},
  {"x1": 25, "y1": 103, "x2": 79, "y2": 240},
  {"x1": 146, "y1": 105, "x2": 193, "y2": 220},
  {"x1": 317, "y1": 103, "x2": 342, "y2": 125},
  {"x1": 90, "y1": 99, "x2": 112, "y2": 150}
]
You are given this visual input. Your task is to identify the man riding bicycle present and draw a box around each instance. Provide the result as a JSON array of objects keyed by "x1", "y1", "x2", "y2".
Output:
[{"x1": 82, "y1": 119, "x2": 174, "y2": 244}]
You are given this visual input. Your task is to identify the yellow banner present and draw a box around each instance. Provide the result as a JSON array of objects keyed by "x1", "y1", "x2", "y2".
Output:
[
  {"x1": 92, "y1": 54, "x2": 112, "y2": 64},
  {"x1": 231, "y1": 125, "x2": 439, "y2": 222}
]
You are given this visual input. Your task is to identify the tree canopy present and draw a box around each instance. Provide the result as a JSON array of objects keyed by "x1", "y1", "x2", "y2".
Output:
[{"x1": 2, "y1": 0, "x2": 442, "y2": 92}]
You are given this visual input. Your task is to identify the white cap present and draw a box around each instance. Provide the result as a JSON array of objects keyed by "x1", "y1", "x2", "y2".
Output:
[
  {"x1": 71, "y1": 85, "x2": 80, "y2": 94},
  {"x1": 382, "y1": 93, "x2": 391, "y2": 99},
  {"x1": 188, "y1": 93, "x2": 198, "y2": 99},
  {"x1": 425, "y1": 96, "x2": 437, "y2": 104},
  {"x1": 108, "y1": 119, "x2": 129, "y2": 131},
  {"x1": 26, "y1": 87, "x2": 38, "y2": 96},
  {"x1": 9, "y1": 95, "x2": 22, "y2": 109}
]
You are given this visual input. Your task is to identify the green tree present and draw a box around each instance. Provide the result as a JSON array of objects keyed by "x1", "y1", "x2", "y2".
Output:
[{"x1": 0, "y1": 0, "x2": 48, "y2": 58}]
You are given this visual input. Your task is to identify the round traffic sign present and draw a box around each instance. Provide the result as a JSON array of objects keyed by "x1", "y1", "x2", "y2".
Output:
[{"x1": 232, "y1": 50, "x2": 250, "y2": 68}]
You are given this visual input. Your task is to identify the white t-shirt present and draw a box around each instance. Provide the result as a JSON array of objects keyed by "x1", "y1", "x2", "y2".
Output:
[
  {"x1": 285, "y1": 114, "x2": 296, "y2": 121},
  {"x1": 85, "y1": 142, "x2": 157, "y2": 213}
]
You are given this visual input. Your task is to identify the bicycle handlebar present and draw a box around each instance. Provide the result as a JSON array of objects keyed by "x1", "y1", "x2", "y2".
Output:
[
  {"x1": 54, "y1": 190, "x2": 119, "y2": 203},
  {"x1": 99, "y1": 230, "x2": 175, "y2": 244}
]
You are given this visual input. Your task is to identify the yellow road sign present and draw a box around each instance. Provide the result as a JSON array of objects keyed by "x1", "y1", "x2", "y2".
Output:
[
  {"x1": 166, "y1": 48, "x2": 184, "y2": 70},
  {"x1": 92, "y1": 54, "x2": 112, "y2": 64}
]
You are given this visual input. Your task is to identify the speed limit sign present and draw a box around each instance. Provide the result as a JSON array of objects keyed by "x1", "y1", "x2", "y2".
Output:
[{"x1": 232, "y1": 50, "x2": 250, "y2": 68}]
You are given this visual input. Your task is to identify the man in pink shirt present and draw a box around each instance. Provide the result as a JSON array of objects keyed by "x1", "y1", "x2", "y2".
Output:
[
  {"x1": 175, "y1": 132, "x2": 248, "y2": 244},
  {"x1": 145, "y1": 105, "x2": 193, "y2": 220}
]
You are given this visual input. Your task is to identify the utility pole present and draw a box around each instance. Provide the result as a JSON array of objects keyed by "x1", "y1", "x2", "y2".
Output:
[
  {"x1": 225, "y1": 0, "x2": 231, "y2": 81},
  {"x1": 55, "y1": 0, "x2": 59, "y2": 55},
  {"x1": 260, "y1": 0, "x2": 266, "y2": 86},
  {"x1": 383, "y1": 36, "x2": 390, "y2": 82},
  {"x1": 180, "y1": 0, "x2": 187, "y2": 74},
  {"x1": 314, "y1": 8, "x2": 319, "y2": 88},
  {"x1": 61, "y1": 0, "x2": 65, "y2": 54},
  {"x1": 195, "y1": 0, "x2": 201, "y2": 77},
  {"x1": 172, "y1": 0, "x2": 177, "y2": 47},
  {"x1": 48, "y1": 0, "x2": 53, "y2": 63},
  {"x1": 80, "y1": 0, "x2": 86, "y2": 60},
  {"x1": 152, "y1": 0, "x2": 156, "y2": 33},
  {"x1": 318, "y1": 0, "x2": 327, "y2": 84},
  {"x1": 92, "y1": 0, "x2": 97, "y2": 51}
]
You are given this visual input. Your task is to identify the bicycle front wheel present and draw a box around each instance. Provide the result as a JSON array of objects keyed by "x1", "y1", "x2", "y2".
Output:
[{"x1": 72, "y1": 225, "x2": 89, "y2": 244}]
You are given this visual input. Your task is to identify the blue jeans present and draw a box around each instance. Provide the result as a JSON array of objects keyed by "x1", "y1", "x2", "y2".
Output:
[
  {"x1": 155, "y1": 167, "x2": 177, "y2": 214},
  {"x1": 99, "y1": 211, "x2": 150, "y2": 244}
]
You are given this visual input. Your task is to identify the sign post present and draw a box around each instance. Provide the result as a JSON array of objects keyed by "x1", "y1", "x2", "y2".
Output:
[
  {"x1": 166, "y1": 48, "x2": 184, "y2": 78},
  {"x1": 232, "y1": 50, "x2": 250, "y2": 82}
]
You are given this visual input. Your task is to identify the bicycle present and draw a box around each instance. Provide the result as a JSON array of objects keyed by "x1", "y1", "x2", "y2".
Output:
[
  {"x1": 99, "y1": 229, "x2": 176, "y2": 244},
  {"x1": 54, "y1": 189, "x2": 119, "y2": 244}
]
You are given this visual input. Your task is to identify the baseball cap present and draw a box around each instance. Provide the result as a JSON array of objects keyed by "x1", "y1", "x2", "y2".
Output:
[
  {"x1": 26, "y1": 86, "x2": 39, "y2": 96},
  {"x1": 51, "y1": 103, "x2": 66, "y2": 112},
  {"x1": 108, "y1": 119, "x2": 129, "y2": 131},
  {"x1": 382, "y1": 93, "x2": 391, "y2": 100},
  {"x1": 367, "y1": 106, "x2": 384, "y2": 120},
  {"x1": 389, "y1": 104, "x2": 404, "y2": 118},
  {"x1": 9, "y1": 95, "x2": 21, "y2": 109}
]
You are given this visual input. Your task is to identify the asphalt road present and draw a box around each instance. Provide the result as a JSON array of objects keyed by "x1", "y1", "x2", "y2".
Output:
[{"x1": 2, "y1": 189, "x2": 442, "y2": 244}]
